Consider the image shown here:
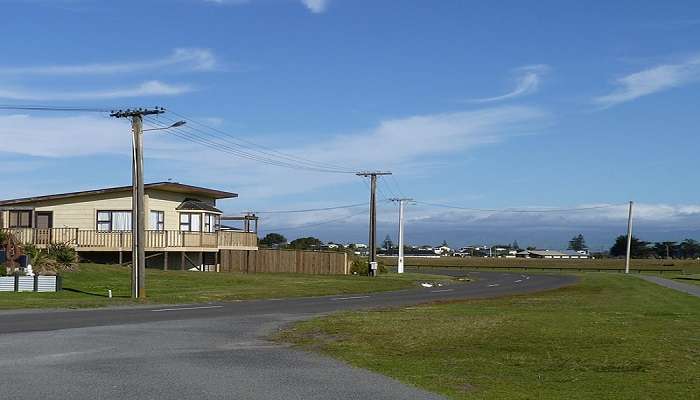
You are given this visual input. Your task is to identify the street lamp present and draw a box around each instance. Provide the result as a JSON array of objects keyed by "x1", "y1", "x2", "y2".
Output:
[{"x1": 143, "y1": 120, "x2": 186, "y2": 132}]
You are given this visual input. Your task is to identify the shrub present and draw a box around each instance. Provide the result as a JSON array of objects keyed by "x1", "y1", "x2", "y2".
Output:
[
  {"x1": 350, "y1": 258, "x2": 387, "y2": 275},
  {"x1": 47, "y1": 242, "x2": 78, "y2": 271}
]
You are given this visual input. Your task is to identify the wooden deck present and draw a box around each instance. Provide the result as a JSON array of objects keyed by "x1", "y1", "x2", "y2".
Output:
[{"x1": 1, "y1": 228, "x2": 258, "y2": 251}]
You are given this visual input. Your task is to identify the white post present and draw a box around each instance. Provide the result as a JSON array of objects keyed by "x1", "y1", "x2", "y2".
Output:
[
  {"x1": 398, "y1": 200, "x2": 406, "y2": 274},
  {"x1": 625, "y1": 201, "x2": 634, "y2": 274}
]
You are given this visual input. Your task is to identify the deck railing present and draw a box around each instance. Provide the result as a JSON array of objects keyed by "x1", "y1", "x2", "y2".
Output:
[{"x1": 0, "y1": 228, "x2": 257, "y2": 250}]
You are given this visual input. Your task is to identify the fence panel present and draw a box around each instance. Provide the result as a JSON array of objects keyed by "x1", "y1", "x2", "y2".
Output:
[{"x1": 219, "y1": 249, "x2": 348, "y2": 275}]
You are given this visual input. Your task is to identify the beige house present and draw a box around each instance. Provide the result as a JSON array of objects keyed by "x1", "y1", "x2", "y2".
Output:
[{"x1": 0, "y1": 182, "x2": 258, "y2": 269}]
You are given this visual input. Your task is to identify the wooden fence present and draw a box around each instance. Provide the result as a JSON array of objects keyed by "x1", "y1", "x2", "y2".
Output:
[{"x1": 220, "y1": 249, "x2": 349, "y2": 275}]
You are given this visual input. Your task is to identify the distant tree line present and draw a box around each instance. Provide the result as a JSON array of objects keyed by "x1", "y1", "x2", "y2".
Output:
[{"x1": 609, "y1": 236, "x2": 700, "y2": 259}]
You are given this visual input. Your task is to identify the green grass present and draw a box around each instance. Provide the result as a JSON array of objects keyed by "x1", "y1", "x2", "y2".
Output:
[
  {"x1": 278, "y1": 274, "x2": 700, "y2": 399},
  {"x1": 675, "y1": 274, "x2": 700, "y2": 286},
  {"x1": 0, "y1": 263, "x2": 452, "y2": 310},
  {"x1": 381, "y1": 256, "x2": 700, "y2": 274}
]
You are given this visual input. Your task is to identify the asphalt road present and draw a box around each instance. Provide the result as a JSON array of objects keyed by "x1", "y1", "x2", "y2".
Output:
[{"x1": 0, "y1": 270, "x2": 576, "y2": 400}]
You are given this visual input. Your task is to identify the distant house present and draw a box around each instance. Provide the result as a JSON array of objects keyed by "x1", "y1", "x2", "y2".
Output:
[
  {"x1": 516, "y1": 250, "x2": 590, "y2": 259},
  {"x1": 0, "y1": 182, "x2": 258, "y2": 269}
]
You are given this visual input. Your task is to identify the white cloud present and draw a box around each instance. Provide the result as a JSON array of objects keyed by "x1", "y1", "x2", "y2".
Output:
[
  {"x1": 0, "y1": 114, "x2": 129, "y2": 157},
  {"x1": 594, "y1": 55, "x2": 700, "y2": 107},
  {"x1": 0, "y1": 80, "x2": 192, "y2": 101},
  {"x1": 470, "y1": 65, "x2": 549, "y2": 103},
  {"x1": 0, "y1": 105, "x2": 548, "y2": 202},
  {"x1": 301, "y1": 0, "x2": 329, "y2": 13},
  {"x1": 0, "y1": 48, "x2": 217, "y2": 76}
]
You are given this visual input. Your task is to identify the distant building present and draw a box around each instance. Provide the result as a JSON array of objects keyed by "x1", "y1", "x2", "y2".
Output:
[{"x1": 516, "y1": 250, "x2": 590, "y2": 259}]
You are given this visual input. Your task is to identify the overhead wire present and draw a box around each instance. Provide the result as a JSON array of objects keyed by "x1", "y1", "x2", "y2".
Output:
[
  {"x1": 165, "y1": 110, "x2": 357, "y2": 173},
  {"x1": 146, "y1": 115, "x2": 355, "y2": 173}
]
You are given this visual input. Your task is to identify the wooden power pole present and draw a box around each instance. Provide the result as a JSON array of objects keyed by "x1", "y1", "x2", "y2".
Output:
[
  {"x1": 110, "y1": 107, "x2": 165, "y2": 298},
  {"x1": 357, "y1": 171, "x2": 392, "y2": 277}
]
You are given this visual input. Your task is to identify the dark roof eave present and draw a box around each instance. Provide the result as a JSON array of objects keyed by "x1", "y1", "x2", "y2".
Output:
[{"x1": 0, "y1": 182, "x2": 237, "y2": 206}]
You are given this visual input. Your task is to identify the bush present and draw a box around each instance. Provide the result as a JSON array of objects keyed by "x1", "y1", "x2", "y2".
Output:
[
  {"x1": 47, "y1": 242, "x2": 79, "y2": 271},
  {"x1": 350, "y1": 258, "x2": 387, "y2": 275}
]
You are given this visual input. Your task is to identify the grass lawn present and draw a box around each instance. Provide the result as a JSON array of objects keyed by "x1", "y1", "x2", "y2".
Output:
[
  {"x1": 675, "y1": 274, "x2": 700, "y2": 286},
  {"x1": 278, "y1": 274, "x2": 700, "y2": 399},
  {"x1": 383, "y1": 256, "x2": 700, "y2": 274},
  {"x1": 0, "y1": 263, "x2": 452, "y2": 310}
]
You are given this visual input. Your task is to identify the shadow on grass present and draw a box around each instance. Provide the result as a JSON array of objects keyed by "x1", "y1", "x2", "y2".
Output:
[{"x1": 62, "y1": 288, "x2": 130, "y2": 298}]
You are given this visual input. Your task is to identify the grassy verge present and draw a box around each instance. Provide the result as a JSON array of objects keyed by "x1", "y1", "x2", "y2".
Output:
[
  {"x1": 381, "y1": 256, "x2": 700, "y2": 274},
  {"x1": 0, "y1": 263, "x2": 452, "y2": 310},
  {"x1": 278, "y1": 274, "x2": 700, "y2": 399},
  {"x1": 675, "y1": 274, "x2": 700, "y2": 286}
]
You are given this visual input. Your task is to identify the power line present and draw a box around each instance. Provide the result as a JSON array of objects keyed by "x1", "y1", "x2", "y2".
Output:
[
  {"x1": 147, "y1": 116, "x2": 352, "y2": 173},
  {"x1": 0, "y1": 104, "x2": 112, "y2": 112},
  {"x1": 413, "y1": 201, "x2": 627, "y2": 213},
  {"x1": 262, "y1": 208, "x2": 371, "y2": 231},
  {"x1": 150, "y1": 115, "x2": 357, "y2": 173},
  {"x1": 247, "y1": 202, "x2": 367, "y2": 214},
  {"x1": 163, "y1": 111, "x2": 357, "y2": 173}
]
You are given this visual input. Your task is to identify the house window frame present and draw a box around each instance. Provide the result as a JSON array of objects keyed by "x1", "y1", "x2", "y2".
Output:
[
  {"x1": 149, "y1": 210, "x2": 165, "y2": 231},
  {"x1": 203, "y1": 213, "x2": 221, "y2": 233},
  {"x1": 179, "y1": 212, "x2": 202, "y2": 232},
  {"x1": 9, "y1": 210, "x2": 33, "y2": 228},
  {"x1": 96, "y1": 210, "x2": 133, "y2": 232}
]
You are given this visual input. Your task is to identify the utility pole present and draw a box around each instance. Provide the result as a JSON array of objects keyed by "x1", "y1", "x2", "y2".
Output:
[
  {"x1": 625, "y1": 200, "x2": 634, "y2": 274},
  {"x1": 110, "y1": 107, "x2": 165, "y2": 298},
  {"x1": 357, "y1": 171, "x2": 392, "y2": 277},
  {"x1": 390, "y1": 198, "x2": 413, "y2": 274}
]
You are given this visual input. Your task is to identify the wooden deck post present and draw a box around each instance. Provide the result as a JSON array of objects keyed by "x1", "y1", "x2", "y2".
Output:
[
  {"x1": 118, "y1": 251, "x2": 123, "y2": 265},
  {"x1": 181, "y1": 252, "x2": 185, "y2": 271},
  {"x1": 164, "y1": 251, "x2": 168, "y2": 271},
  {"x1": 198, "y1": 252, "x2": 203, "y2": 271},
  {"x1": 215, "y1": 251, "x2": 219, "y2": 272}
]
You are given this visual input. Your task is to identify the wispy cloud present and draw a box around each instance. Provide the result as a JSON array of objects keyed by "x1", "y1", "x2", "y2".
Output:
[
  {"x1": 0, "y1": 80, "x2": 192, "y2": 101},
  {"x1": 0, "y1": 48, "x2": 217, "y2": 76},
  {"x1": 470, "y1": 65, "x2": 549, "y2": 103},
  {"x1": 0, "y1": 114, "x2": 129, "y2": 157},
  {"x1": 301, "y1": 0, "x2": 329, "y2": 13},
  {"x1": 203, "y1": 0, "x2": 329, "y2": 14},
  {"x1": 594, "y1": 55, "x2": 700, "y2": 107}
]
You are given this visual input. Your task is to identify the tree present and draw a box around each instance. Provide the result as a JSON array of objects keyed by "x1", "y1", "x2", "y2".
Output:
[
  {"x1": 568, "y1": 234, "x2": 587, "y2": 251},
  {"x1": 441, "y1": 240, "x2": 449, "y2": 248},
  {"x1": 259, "y1": 233, "x2": 287, "y2": 247},
  {"x1": 383, "y1": 235, "x2": 394, "y2": 250},
  {"x1": 289, "y1": 236, "x2": 322, "y2": 250},
  {"x1": 679, "y1": 239, "x2": 700, "y2": 259},
  {"x1": 512, "y1": 240, "x2": 520, "y2": 250},
  {"x1": 610, "y1": 235, "x2": 651, "y2": 258},
  {"x1": 652, "y1": 241, "x2": 679, "y2": 259}
]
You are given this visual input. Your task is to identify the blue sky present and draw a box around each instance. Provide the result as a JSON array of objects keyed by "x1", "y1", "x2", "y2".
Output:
[{"x1": 2, "y1": 0, "x2": 700, "y2": 248}]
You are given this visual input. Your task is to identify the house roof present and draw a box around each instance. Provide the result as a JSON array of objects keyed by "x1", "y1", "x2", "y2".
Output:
[
  {"x1": 0, "y1": 182, "x2": 237, "y2": 206},
  {"x1": 176, "y1": 199, "x2": 223, "y2": 214}
]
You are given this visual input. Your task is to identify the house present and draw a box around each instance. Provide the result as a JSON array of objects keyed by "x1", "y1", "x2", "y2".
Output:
[
  {"x1": 515, "y1": 250, "x2": 590, "y2": 259},
  {"x1": 0, "y1": 182, "x2": 258, "y2": 270}
]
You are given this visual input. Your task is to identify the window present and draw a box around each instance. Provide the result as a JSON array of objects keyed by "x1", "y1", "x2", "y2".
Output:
[
  {"x1": 149, "y1": 211, "x2": 165, "y2": 231},
  {"x1": 179, "y1": 213, "x2": 201, "y2": 232},
  {"x1": 203, "y1": 213, "x2": 220, "y2": 233},
  {"x1": 96, "y1": 211, "x2": 132, "y2": 232},
  {"x1": 9, "y1": 210, "x2": 32, "y2": 228}
]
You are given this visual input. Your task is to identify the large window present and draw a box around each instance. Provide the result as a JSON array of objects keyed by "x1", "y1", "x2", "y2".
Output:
[
  {"x1": 203, "y1": 213, "x2": 220, "y2": 233},
  {"x1": 179, "y1": 213, "x2": 201, "y2": 232},
  {"x1": 97, "y1": 211, "x2": 132, "y2": 232},
  {"x1": 150, "y1": 211, "x2": 165, "y2": 231},
  {"x1": 9, "y1": 210, "x2": 32, "y2": 228}
]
